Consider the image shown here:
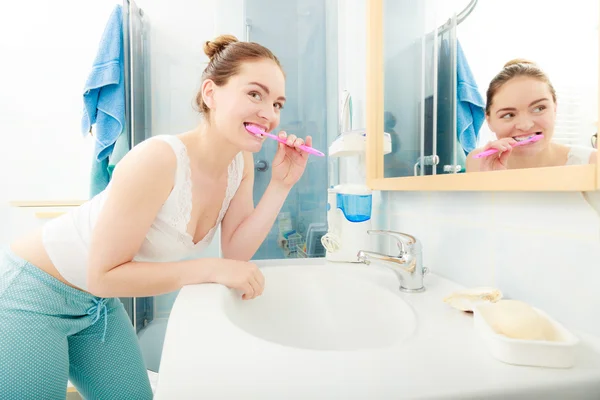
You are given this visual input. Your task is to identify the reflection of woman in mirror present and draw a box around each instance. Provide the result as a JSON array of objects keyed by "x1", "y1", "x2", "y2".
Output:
[{"x1": 466, "y1": 59, "x2": 597, "y2": 172}]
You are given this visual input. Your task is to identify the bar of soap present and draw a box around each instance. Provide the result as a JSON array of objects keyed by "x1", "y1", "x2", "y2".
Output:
[
  {"x1": 443, "y1": 287, "x2": 503, "y2": 312},
  {"x1": 480, "y1": 299, "x2": 558, "y2": 341}
]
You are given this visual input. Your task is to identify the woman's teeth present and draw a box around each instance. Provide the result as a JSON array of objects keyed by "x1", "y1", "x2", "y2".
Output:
[{"x1": 514, "y1": 133, "x2": 540, "y2": 142}]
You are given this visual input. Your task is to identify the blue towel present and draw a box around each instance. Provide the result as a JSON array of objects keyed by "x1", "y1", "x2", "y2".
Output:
[
  {"x1": 107, "y1": 126, "x2": 130, "y2": 178},
  {"x1": 456, "y1": 41, "x2": 485, "y2": 154},
  {"x1": 89, "y1": 127, "x2": 129, "y2": 198},
  {"x1": 90, "y1": 156, "x2": 110, "y2": 198},
  {"x1": 82, "y1": 5, "x2": 125, "y2": 163}
]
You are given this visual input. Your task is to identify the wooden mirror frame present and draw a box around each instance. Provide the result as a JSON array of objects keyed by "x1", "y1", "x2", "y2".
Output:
[{"x1": 365, "y1": 0, "x2": 599, "y2": 191}]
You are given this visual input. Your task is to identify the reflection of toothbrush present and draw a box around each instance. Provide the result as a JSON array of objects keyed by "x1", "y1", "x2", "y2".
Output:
[
  {"x1": 245, "y1": 124, "x2": 325, "y2": 157},
  {"x1": 473, "y1": 134, "x2": 543, "y2": 159}
]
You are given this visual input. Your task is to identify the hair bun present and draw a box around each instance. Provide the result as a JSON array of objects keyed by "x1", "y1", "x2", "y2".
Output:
[
  {"x1": 504, "y1": 58, "x2": 537, "y2": 68},
  {"x1": 204, "y1": 34, "x2": 239, "y2": 60}
]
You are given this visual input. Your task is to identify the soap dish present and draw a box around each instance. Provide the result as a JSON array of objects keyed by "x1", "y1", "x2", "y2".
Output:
[{"x1": 473, "y1": 303, "x2": 580, "y2": 369}]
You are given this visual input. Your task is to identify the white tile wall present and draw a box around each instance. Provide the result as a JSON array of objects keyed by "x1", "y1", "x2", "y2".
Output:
[{"x1": 379, "y1": 190, "x2": 600, "y2": 337}]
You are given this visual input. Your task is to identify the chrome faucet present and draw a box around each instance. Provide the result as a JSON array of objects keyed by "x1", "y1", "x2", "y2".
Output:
[{"x1": 357, "y1": 230, "x2": 427, "y2": 293}]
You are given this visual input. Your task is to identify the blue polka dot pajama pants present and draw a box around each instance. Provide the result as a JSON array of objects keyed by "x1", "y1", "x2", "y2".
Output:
[{"x1": 0, "y1": 249, "x2": 153, "y2": 399}]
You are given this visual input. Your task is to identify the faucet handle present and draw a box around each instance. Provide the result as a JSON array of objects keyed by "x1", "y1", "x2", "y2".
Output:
[{"x1": 367, "y1": 230, "x2": 418, "y2": 256}]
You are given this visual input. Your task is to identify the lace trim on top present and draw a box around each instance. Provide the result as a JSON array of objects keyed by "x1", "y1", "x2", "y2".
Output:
[
  {"x1": 175, "y1": 140, "x2": 193, "y2": 245},
  {"x1": 169, "y1": 137, "x2": 243, "y2": 247}
]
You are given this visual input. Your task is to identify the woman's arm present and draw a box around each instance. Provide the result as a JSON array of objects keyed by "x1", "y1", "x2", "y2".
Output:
[
  {"x1": 221, "y1": 132, "x2": 310, "y2": 261},
  {"x1": 87, "y1": 141, "x2": 263, "y2": 299},
  {"x1": 220, "y1": 151, "x2": 289, "y2": 261}
]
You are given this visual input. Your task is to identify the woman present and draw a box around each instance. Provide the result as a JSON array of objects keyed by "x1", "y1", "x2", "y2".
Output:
[
  {"x1": 0, "y1": 35, "x2": 313, "y2": 399},
  {"x1": 466, "y1": 59, "x2": 597, "y2": 172}
]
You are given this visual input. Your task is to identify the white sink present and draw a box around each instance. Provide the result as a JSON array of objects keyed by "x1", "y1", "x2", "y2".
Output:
[
  {"x1": 155, "y1": 259, "x2": 600, "y2": 400},
  {"x1": 223, "y1": 265, "x2": 416, "y2": 351}
]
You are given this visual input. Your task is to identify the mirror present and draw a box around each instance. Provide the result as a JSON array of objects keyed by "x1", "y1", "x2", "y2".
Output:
[{"x1": 369, "y1": 0, "x2": 599, "y2": 190}]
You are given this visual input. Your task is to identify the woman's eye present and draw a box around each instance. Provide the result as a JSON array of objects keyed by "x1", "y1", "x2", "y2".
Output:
[
  {"x1": 249, "y1": 91, "x2": 262, "y2": 101},
  {"x1": 274, "y1": 102, "x2": 284, "y2": 110},
  {"x1": 533, "y1": 105, "x2": 546, "y2": 113},
  {"x1": 501, "y1": 113, "x2": 514, "y2": 120}
]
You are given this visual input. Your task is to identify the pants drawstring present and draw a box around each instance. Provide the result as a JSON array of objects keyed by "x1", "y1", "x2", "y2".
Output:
[{"x1": 87, "y1": 298, "x2": 109, "y2": 342}]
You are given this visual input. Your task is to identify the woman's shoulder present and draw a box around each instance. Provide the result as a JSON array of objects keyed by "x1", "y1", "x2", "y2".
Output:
[
  {"x1": 113, "y1": 136, "x2": 179, "y2": 179},
  {"x1": 105, "y1": 137, "x2": 179, "y2": 208}
]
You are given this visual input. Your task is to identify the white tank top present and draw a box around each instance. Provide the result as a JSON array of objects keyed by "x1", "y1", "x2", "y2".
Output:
[
  {"x1": 566, "y1": 145, "x2": 596, "y2": 165},
  {"x1": 42, "y1": 135, "x2": 245, "y2": 290}
]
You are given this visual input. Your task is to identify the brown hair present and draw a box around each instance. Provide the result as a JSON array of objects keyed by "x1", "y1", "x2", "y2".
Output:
[
  {"x1": 485, "y1": 58, "x2": 557, "y2": 115},
  {"x1": 196, "y1": 34, "x2": 283, "y2": 116}
]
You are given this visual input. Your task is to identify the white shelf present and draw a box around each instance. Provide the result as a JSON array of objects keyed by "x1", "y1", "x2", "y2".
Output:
[{"x1": 329, "y1": 129, "x2": 392, "y2": 157}]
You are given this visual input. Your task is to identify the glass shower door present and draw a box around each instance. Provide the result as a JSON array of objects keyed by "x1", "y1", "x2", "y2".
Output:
[{"x1": 245, "y1": 0, "x2": 336, "y2": 260}]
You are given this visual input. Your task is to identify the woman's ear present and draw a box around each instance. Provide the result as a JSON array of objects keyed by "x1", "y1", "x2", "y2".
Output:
[{"x1": 201, "y1": 79, "x2": 216, "y2": 110}]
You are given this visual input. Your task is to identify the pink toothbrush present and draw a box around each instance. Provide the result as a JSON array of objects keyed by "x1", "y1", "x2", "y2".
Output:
[
  {"x1": 473, "y1": 134, "x2": 543, "y2": 159},
  {"x1": 245, "y1": 124, "x2": 325, "y2": 157}
]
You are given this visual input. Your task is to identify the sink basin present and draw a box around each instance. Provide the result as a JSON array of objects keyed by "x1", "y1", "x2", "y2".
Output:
[
  {"x1": 155, "y1": 259, "x2": 600, "y2": 400},
  {"x1": 223, "y1": 265, "x2": 416, "y2": 351}
]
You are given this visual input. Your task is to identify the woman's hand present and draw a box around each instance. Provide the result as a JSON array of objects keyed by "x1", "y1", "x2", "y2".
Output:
[
  {"x1": 210, "y1": 259, "x2": 265, "y2": 300},
  {"x1": 477, "y1": 137, "x2": 517, "y2": 171},
  {"x1": 270, "y1": 131, "x2": 311, "y2": 189}
]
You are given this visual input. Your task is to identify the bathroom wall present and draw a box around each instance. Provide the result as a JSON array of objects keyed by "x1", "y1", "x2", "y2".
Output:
[
  {"x1": 0, "y1": 1, "x2": 114, "y2": 246},
  {"x1": 339, "y1": 0, "x2": 600, "y2": 336},
  {"x1": 135, "y1": 0, "x2": 215, "y2": 137}
]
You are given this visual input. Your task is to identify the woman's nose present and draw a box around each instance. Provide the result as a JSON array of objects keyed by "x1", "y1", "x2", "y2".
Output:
[
  {"x1": 515, "y1": 117, "x2": 534, "y2": 131},
  {"x1": 257, "y1": 105, "x2": 278, "y2": 126}
]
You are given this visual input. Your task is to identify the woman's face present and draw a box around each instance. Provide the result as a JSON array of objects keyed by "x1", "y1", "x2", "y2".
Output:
[
  {"x1": 203, "y1": 59, "x2": 286, "y2": 153},
  {"x1": 486, "y1": 76, "x2": 557, "y2": 156}
]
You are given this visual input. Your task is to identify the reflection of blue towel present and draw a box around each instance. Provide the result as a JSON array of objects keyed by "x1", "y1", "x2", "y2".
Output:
[
  {"x1": 456, "y1": 41, "x2": 485, "y2": 154},
  {"x1": 82, "y1": 5, "x2": 125, "y2": 163}
]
